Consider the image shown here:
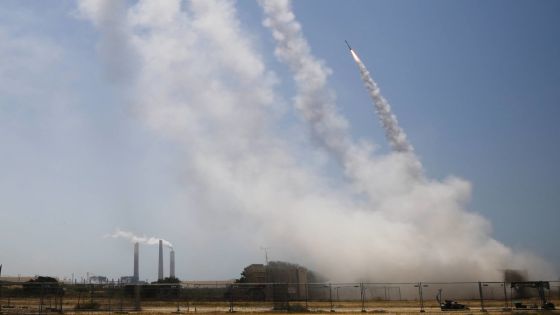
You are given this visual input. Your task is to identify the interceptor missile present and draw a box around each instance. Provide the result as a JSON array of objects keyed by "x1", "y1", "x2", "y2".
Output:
[{"x1": 345, "y1": 40, "x2": 352, "y2": 51}]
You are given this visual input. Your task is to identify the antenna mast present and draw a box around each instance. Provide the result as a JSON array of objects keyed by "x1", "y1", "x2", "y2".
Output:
[{"x1": 260, "y1": 247, "x2": 270, "y2": 265}]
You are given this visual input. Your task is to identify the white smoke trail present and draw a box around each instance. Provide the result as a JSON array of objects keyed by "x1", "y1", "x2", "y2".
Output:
[
  {"x1": 257, "y1": 0, "x2": 353, "y2": 158},
  {"x1": 79, "y1": 0, "x2": 556, "y2": 282},
  {"x1": 350, "y1": 49, "x2": 414, "y2": 153},
  {"x1": 108, "y1": 229, "x2": 173, "y2": 249},
  {"x1": 258, "y1": 0, "x2": 422, "y2": 196},
  {"x1": 258, "y1": 0, "x2": 413, "y2": 157}
]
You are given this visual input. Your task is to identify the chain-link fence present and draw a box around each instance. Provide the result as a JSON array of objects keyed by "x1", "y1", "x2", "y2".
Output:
[{"x1": 0, "y1": 281, "x2": 558, "y2": 313}]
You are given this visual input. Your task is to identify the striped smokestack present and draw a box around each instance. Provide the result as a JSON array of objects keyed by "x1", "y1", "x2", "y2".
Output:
[
  {"x1": 170, "y1": 250, "x2": 175, "y2": 278},
  {"x1": 133, "y1": 242, "x2": 139, "y2": 282},
  {"x1": 158, "y1": 239, "x2": 163, "y2": 280}
]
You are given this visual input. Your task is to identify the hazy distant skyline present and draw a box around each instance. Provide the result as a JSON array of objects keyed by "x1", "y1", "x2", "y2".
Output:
[{"x1": 1, "y1": 0, "x2": 559, "y2": 281}]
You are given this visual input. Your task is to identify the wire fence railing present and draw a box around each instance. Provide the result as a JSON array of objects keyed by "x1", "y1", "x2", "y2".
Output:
[{"x1": 0, "y1": 281, "x2": 558, "y2": 313}]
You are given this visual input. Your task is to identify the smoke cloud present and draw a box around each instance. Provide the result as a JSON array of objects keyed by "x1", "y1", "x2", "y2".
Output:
[
  {"x1": 109, "y1": 229, "x2": 173, "y2": 249},
  {"x1": 77, "y1": 0, "x2": 137, "y2": 82},
  {"x1": 78, "y1": 0, "x2": 555, "y2": 282}
]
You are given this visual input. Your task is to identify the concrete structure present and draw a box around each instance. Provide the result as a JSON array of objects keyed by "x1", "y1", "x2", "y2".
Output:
[
  {"x1": 120, "y1": 276, "x2": 136, "y2": 284},
  {"x1": 243, "y1": 264, "x2": 266, "y2": 283},
  {"x1": 266, "y1": 262, "x2": 308, "y2": 301},
  {"x1": 240, "y1": 262, "x2": 311, "y2": 302},
  {"x1": 158, "y1": 240, "x2": 164, "y2": 280},
  {"x1": 170, "y1": 249, "x2": 175, "y2": 278},
  {"x1": 133, "y1": 242, "x2": 139, "y2": 282}
]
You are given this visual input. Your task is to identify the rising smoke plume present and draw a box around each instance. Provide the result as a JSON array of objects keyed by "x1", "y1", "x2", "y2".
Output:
[
  {"x1": 109, "y1": 229, "x2": 173, "y2": 249},
  {"x1": 79, "y1": 0, "x2": 555, "y2": 282}
]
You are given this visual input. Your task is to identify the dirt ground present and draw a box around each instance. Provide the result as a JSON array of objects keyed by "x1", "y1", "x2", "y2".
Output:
[{"x1": 2, "y1": 298, "x2": 559, "y2": 314}]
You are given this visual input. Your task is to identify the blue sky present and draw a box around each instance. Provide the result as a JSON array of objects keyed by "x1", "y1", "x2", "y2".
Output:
[{"x1": 0, "y1": 0, "x2": 559, "y2": 281}]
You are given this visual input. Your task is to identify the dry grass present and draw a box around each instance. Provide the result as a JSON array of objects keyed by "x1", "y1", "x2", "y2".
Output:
[{"x1": 2, "y1": 298, "x2": 559, "y2": 314}]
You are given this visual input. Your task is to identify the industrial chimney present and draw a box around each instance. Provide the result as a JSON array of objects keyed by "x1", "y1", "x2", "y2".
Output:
[
  {"x1": 170, "y1": 250, "x2": 175, "y2": 278},
  {"x1": 158, "y1": 240, "x2": 164, "y2": 280},
  {"x1": 133, "y1": 242, "x2": 139, "y2": 282}
]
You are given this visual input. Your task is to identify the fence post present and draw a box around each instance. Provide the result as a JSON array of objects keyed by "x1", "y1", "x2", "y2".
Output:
[
  {"x1": 415, "y1": 282, "x2": 425, "y2": 313},
  {"x1": 329, "y1": 283, "x2": 334, "y2": 312},
  {"x1": 134, "y1": 284, "x2": 141, "y2": 311},
  {"x1": 51, "y1": 288, "x2": 55, "y2": 311},
  {"x1": 502, "y1": 282, "x2": 509, "y2": 310},
  {"x1": 90, "y1": 283, "x2": 94, "y2": 307},
  {"x1": 77, "y1": 285, "x2": 81, "y2": 309},
  {"x1": 175, "y1": 284, "x2": 182, "y2": 313},
  {"x1": 305, "y1": 283, "x2": 308, "y2": 310},
  {"x1": 228, "y1": 284, "x2": 234, "y2": 313},
  {"x1": 360, "y1": 283, "x2": 365, "y2": 313},
  {"x1": 39, "y1": 283, "x2": 44, "y2": 315},
  {"x1": 285, "y1": 282, "x2": 290, "y2": 311},
  {"x1": 384, "y1": 286, "x2": 388, "y2": 301},
  {"x1": 108, "y1": 284, "x2": 112, "y2": 312},
  {"x1": 186, "y1": 284, "x2": 190, "y2": 313},
  {"x1": 59, "y1": 285, "x2": 63, "y2": 313},
  {"x1": 119, "y1": 285, "x2": 124, "y2": 313},
  {"x1": 478, "y1": 282, "x2": 486, "y2": 312},
  {"x1": 271, "y1": 283, "x2": 275, "y2": 308}
]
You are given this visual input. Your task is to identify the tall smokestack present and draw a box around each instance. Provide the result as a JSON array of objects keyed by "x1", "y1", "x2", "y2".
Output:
[
  {"x1": 133, "y1": 242, "x2": 139, "y2": 282},
  {"x1": 158, "y1": 239, "x2": 164, "y2": 280},
  {"x1": 170, "y1": 250, "x2": 175, "y2": 278}
]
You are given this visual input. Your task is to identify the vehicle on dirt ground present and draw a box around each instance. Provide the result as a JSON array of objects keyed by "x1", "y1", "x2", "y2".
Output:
[{"x1": 436, "y1": 289, "x2": 469, "y2": 311}]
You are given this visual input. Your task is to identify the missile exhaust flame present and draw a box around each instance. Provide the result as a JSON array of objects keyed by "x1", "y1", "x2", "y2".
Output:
[{"x1": 350, "y1": 49, "x2": 360, "y2": 63}]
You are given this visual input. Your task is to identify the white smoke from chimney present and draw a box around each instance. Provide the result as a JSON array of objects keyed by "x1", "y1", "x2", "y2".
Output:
[{"x1": 109, "y1": 229, "x2": 173, "y2": 249}]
